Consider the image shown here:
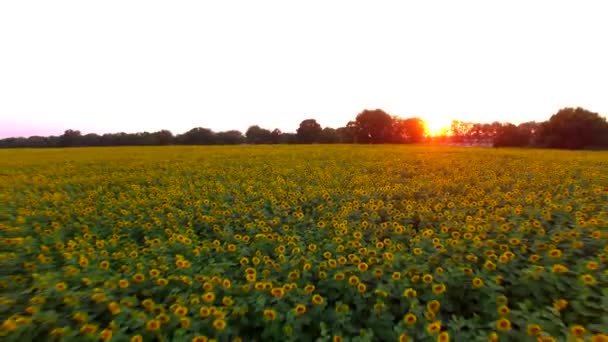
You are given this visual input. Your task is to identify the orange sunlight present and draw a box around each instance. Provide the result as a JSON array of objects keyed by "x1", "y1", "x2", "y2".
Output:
[{"x1": 424, "y1": 119, "x2": 452, "y2": 137}]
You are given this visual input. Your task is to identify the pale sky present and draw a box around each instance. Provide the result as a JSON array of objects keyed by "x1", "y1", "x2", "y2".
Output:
[{"x1": 1, "y1": 0, "x2": 607, "y2": 138}]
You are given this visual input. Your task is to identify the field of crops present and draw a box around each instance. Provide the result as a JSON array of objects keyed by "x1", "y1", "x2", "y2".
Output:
[{"x1": 1, "y1": 146, "x2": 607, "y2": 342}]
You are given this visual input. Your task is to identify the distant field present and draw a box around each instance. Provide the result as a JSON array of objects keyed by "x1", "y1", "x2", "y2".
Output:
[{"x1": 1, "y1": 146, "x2": 607, "y2": 341}]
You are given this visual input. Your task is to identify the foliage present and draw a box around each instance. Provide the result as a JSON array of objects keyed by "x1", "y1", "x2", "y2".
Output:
[
  {"x1": 296, "y1": 120, "x2": 323, "y2": 144},
  {"x1": 393, "y1": 118, "x2": 426, "y2": 144},
  {"x1": 537, "y1": 107, "x2": 608, "y2": 149},
  {"x1": 353, "y1": 109, "x2": 394, "y2": 144},
  {"x1": 1, "y1": 107, "x2": 606, "y2": 149},
  {"x1": 1, "y1": 146, "x2": 607, "y2": 342}
]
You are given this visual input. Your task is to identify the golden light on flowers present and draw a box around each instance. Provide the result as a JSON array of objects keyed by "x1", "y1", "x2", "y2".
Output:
[{"x1": 1, "y1": 146, "x2": 606, "y2": 341}]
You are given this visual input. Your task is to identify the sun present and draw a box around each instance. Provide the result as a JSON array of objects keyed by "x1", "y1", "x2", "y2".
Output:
[{"x1": 424, "y1": 119, "x2": 452, "y2": 137}]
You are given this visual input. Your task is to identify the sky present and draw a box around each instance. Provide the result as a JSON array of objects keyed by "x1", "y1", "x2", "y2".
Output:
[{"x1": 1, "y1": 0, "x2": 607, "y2": 138}]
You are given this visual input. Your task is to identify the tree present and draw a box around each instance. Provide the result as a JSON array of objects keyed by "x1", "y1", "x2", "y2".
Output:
[
  {"x1": 176, "y1": 127, "x2": 215, "y2": 145},
  {"x1": 296, "y1": 119, "x2": 322, "y2": 143},
  {"x1": 493, "y1": 124, "x2": 531, "y2": 147},
  {"x1": 215, "y1": 130, "x2": 245, "y2": 145},
  {"x1": 393, "y1": 117, "x2": 426, "y2": 143},
  {"x1": 335, "y1": 121, "x2": 358, "y2": 143},
  {"x1": 449, "y1": 121, "x2": 474, "y2": 143},
  {"x1": 245, "y1": 125, "x2": 273, "y2": 144},
  {"x1": 517, "y1": 122, "x2": 540, "y2": 146},
  {"x1": 152, "y1": 130, "x2": 174, "y2": 145},
  {"x1": 537, "y1": 107, "x2": 608, "y2": 149},
  {"x1": 354, "y1": 109, "x2": 394, "y2": 144},
  {"x1": 319, "y1": 127, "x2": 339, "y2": 143},
  {"x1": 58, "y1": 129, "x2": 83, "y2": 147},
  {"x1": 270, "y1": 129, "x2": 282, "y2": 144}
]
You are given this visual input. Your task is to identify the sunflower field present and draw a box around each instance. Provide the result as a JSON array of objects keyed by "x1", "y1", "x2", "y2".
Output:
[{"x1": 1, "y1": 145, "x2": 607, "y2": 342}]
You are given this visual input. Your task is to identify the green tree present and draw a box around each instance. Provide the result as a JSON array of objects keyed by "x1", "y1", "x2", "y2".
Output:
[
  {"x1": 319, "y1": 127, "x2": 339, "y2": 143},
  {"x1": 245, "y1": 125, "x2": 273, "y2": 144},
  {"x1": 296, "y1": 119, "x2": 322, "y2": 143},
  {"x1": 537, "y1": 107, "x2": 608, "y2": 149},
  {"x1": 354, "y1": 109, "x2": 394, "y2": 144}
]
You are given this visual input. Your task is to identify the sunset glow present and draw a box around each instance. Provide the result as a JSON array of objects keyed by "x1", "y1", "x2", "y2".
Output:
[
  {"x1": 1, "y1": 1, "x2": 607, "y2": 138},
  {"x1": 424, "y1": 119, "x2": 452, "y2": 137}
]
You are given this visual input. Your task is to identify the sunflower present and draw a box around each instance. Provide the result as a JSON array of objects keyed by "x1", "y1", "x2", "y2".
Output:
[
  {"x1": 132, "y1": 273, "x2": 145, "y2": 283},
  {"x1": 144, "y1": 319, "x2": 161, "y2": 332},
  {"x1": 180, "y1": 317, "x2": 191, "y2": 329},
  {"x1": 271, "y1": 288, "x2": 285, "y2": 298},
  {"x1": 175, "y1": 306, "x2": 188, "y2": 317},
  {"x1": 580, "y1": 274, "x2": 596, "y2": 285},
  {"x1": 591, "y1": 334, "x2": 608, "y2": 342},
  {"x1": 403, "y1": 288, "x2": 417, "y2": 298},
  {"x1": 526, "y1": 324, "x2": 542, "y2": 336},
  {"x1": 427, "y1": 300, "x2": 441, "y2": 313},
  {"x1": 496, "y1": 318, "x2": 511, "y2": 331},
  {"x1": 107, "y1": 302, "x2": 121, "y2": 315},
  {"x1": 312, "y1": 294, "x2": 324, "y2": 305},
  {"x1": 497, "y1": 305, "x2": 510, "y2": 315},
  {"x1": 199, "y1": 306, "x2": 211, "y2": 317},
  {"x1": 484, "y1": 261, "x2": 496, "y2": 271},
  {"x1": 432, "y1": 283, "x2": 446, "y2": 295},
  {"x1": 212, "y1": 319, "x2": 226, "y2": 331},
  {"x1": 80, "y1": 324, "x2": 98, "y2": 335},
  {"x1": 551, "y1": 264, "x2": 569, "y2": 273},
  {"x1": 294, "y1": 304, "x2": 307, "y2": 315},
  {"x1": 570, "y1": 325, "x2": 586, "y2": 337},
  {"x1": 263, "y1": 309, "x2": 277, "y2": 321},
  {"x1": 553, "y1": 299, "x2": 568, "y2": 311},
  {"x1": 472, "y1": 277, "x2": 484, "y2": 288},
  {"x1": 202, "y1": 292, "x2": 216, "y2": 303},
  {"x1": 426, "y1": 321, "x2": 441, "y2": 335},
  {"x1": 437, "y1": 331, "x2": 449, "y2": 342},
  {"x1": 403, "y1": 313, "x2": 417, "y2": 325},
  {"x1": 99, "y1": 329, "x2": 113, "y2": 341}
]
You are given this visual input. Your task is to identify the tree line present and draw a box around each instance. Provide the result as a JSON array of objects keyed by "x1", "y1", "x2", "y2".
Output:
[{"x1": 1, "y1": 107, "x2": 607, "y2": 149}]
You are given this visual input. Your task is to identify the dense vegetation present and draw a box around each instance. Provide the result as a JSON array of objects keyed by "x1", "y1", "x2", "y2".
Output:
[
  {"x1": 2, "y1": 107, "x2": 607, "y2": 149},
  {"x1": 1, "y1": 146, "x2": 607, "y2": 341}
]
